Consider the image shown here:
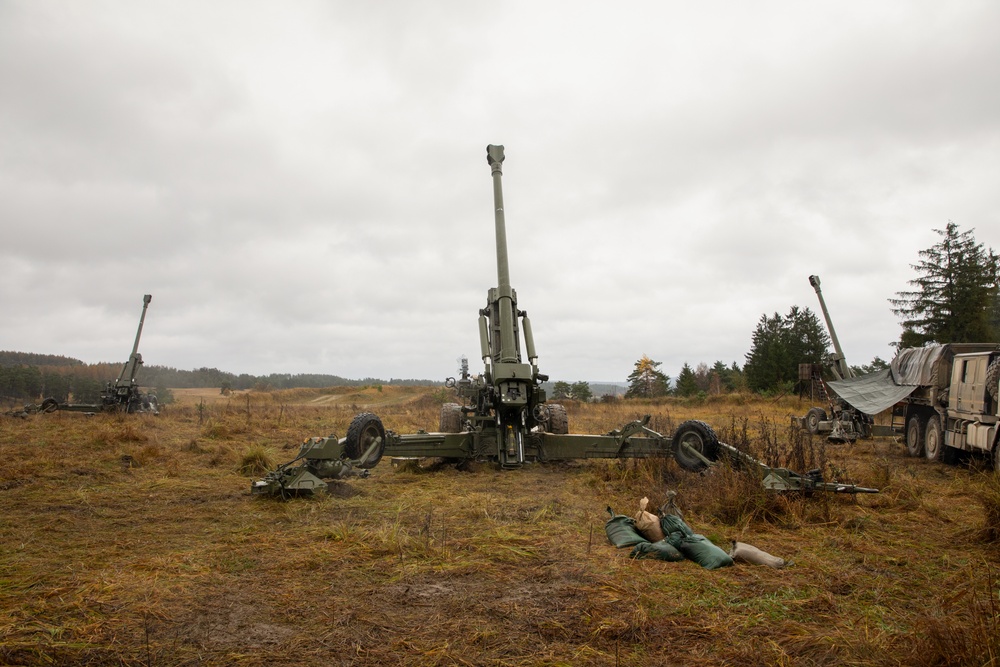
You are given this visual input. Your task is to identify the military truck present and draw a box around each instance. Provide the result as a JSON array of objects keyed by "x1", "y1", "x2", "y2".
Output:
[
  {"x1": 894, "y1": 344, "x2": 1000, "y2": 466},
  {"x1": 826, "y1": 343, "x2": 1000, "y2": 467}
]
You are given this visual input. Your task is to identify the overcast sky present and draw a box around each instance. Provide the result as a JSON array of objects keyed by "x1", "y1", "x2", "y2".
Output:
[{"x1": 2, "y1": 1, "x2": 998, "y2": 384}]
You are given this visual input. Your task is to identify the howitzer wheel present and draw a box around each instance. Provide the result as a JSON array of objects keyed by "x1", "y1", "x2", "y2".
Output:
[
  {"x1": 40, "y1": 397, "x2": 59, "y2": 413},
  {"x1": 672, "y1": 420, "x2": 720, "y2": 472},
  {"x1": 545, "y1": 403, "x2": 569, "y2": 434},
  {"x1": 440, "y1": 403, "x2": 463, "y2": 433},
  {"x1": 345, "y1": 412, "x2": 386, "y2": 469},
  {"x1": 804, "y1": 407, "x2": 826, "y2": 435}
]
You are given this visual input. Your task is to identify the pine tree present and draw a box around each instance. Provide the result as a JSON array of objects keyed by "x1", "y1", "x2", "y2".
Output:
[
  {"x1": 744, "y1": 308, "x2": 830, "y2": 393},
  {"x1": 707, "y1": 360, "x2": 745, "y2": 393},
  {"x1": 552, "y1": 381, "x2": 572, "y2": 399},
  {"x1": 890, "y1": 222, "x2": 999, "y2": 346},
  {"x1": 625, "y1": 355, "x2": 671, "y2": 398},
  {"x1": 569, "y1": 381, "x2": 593, "y2": 402},
  {"x1": 675, "y1": 363, "x2": 699, "y2": 397}
]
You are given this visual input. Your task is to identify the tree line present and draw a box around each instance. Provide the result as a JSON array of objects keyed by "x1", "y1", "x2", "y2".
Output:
[
  {"x1": 4, "y1": 223, "x2": 996, "y2": 403},
  {"x1": 0, "y1": 358, "x2": 438, "y2": 404},
  {"x1": 611, "y1": 222, "x2": 998, "y2": 399}
]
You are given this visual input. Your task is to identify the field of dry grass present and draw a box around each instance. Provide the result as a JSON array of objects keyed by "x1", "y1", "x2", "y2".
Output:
[{"x1": 2, "y1": 386, "x2": 998, "y2": 666}]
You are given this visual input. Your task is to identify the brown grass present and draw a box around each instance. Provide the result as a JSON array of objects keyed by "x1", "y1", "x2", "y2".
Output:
[{"x1": 0, "y1": 388, "x2": 998, "y2": 666}]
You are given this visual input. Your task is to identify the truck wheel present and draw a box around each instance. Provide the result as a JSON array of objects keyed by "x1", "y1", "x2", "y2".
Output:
[
  {"x1": 905, "y1": 415, "x2": 925, "y2": 457},
  {"x1": 545, "y1": 403, "x2": 569, "y2": 434},
  {"x1": 993, "y1": 443, "x2": 1000, "y2": 471},
  {"x1": 987, "y1": 359, "x2": 1000, "y2": 403},
  {"x1": 804, "y1": 407, "x2": 827, "y2": 435},
  {"x1": 440, "y1": 403, "x2": 463, "y2": 433},
  {"x1": 345, "y1": 412, "x2": 386, "y2": 469},
  {"x1": 924, "y1": 416, "x2": 956, "y2": 464},
  {"x1": 672, "y1": 420, "x2": 720, "y2": 472}
]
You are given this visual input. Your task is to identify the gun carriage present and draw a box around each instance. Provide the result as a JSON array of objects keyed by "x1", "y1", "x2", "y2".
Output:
[
  {"x1": 252, "y1": 147, "x2": 876, "y2": 498},
  {"x1": 20, "y1": 295, "x2": 158, "y2": 416}
]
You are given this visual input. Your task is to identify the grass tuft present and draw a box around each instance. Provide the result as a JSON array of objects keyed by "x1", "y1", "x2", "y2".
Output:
[
  {"x1": 238, "y1": 444, "x2": 275, "y2": 475},
  {"x1": 976, "y1": 472, "x2": 1000, "y2": 544},
  {"x1": 904, "y1": 566, "x2": 1000, "y2": 667}
]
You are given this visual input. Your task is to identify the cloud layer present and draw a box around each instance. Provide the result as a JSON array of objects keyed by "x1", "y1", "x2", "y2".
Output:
[{"x1": 2, "y1": 0, "x2": 998, "y2": 383}]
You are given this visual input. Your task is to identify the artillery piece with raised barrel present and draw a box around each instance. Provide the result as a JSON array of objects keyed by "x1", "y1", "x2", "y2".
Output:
[
  {"x1": 19, "y1": 295, "x2": 159, "y2": 416},
  {"x1": 795, "y1": 276, "x2": 876, "y2": 442},
  {"x1": 251, "y1": 147, "x2": 877, "y2": 498}
]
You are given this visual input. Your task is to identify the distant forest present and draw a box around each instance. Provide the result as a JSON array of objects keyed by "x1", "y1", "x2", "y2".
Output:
[{"x1": 0, "y1": 350, "x2": 439, "y2": 403}]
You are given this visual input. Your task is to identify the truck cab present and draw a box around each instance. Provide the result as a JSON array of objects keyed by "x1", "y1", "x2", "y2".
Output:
[{"x1": 946, "y1": 352, "x2": 999, "y2": 453}]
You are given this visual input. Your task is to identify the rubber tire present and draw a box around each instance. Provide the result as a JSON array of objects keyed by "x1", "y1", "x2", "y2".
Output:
[
  {"x1": 672, "y1": 420, "x2": 720, "y2": 472},
  {"x1": 440, "y1": 403, "x2": 462, "y2": 433},
  {"x1": 40, "y1": 397, "x2": 59, "y2": 413},
  {"x1": 545, "y1": 403, "x2": 569, "y2": 434},
  {"x1": 987, "y1": 359, "x2": 1000, "y2": 403},
  {"x1": 924, "y1": 415, "x2": 956, "y2": 464},
  {"x1": 804, "y1": 407, "x2": 827, "y2": 435},
  {"x1": 905, "y1": 414, "x2": 925, "y2": 457},
  {"x1": 345, "y1": 412, "x2": 386, "y2": 469},
  {"x1": 993, "y1": 443, "x2": 1000, "y2": 471}
]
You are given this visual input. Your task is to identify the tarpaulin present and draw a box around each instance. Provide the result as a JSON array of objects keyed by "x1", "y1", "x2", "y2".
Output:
[
  {"x1": 827, "y1": 369, "x2": 919, "y2": 416},
  {"x1": 890, "y1": 345, "x2": 949, "y2": 386}
]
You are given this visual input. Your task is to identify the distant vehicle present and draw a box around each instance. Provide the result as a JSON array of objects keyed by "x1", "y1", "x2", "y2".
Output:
[{"x1": 20, "y1": 295, "x2": 158, "y2": 416}]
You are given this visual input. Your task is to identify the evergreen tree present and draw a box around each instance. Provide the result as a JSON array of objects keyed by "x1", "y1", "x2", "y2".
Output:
[
  {"x1": 552, "y1": 381, "x2": 572, "y2": 399},
  {"x1": 71, "y1": 376, "x2": 103, "y2": 403},
  {"x1": 744, "y1": 308, "x2": 830, "y2": 393},
  {"x1": 42, "y1": 371, "x2": 71, "y2": 402},
  {"x1": 569, "y1": 381, "x2": 593, "y2": 402},
  {"x1": 706, "y1": 360, "x2": 746, "y2": 393},
  {"x1": 625, "y1": 355, "x2": 671, "y2": 398},
  {"x1": 728, "y1": 361, "x2": 747, "y2": 392},
  {"x1": 675, "y1": 363, "x2": 699, "y2": 397},
  {"x1": 850, "y1": 356, "x2": 890, "y2": 377},
  {"x1": 743, "y1": 313, "x2": 787, "y2": 392},
  {"x1": 890, "y1": 222, "x2": 999, "y2": 346}
]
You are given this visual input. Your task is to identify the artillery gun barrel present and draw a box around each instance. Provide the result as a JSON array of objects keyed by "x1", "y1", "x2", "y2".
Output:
[
  {"x1": 131, "y1": 294, "x2": 152, "y2": 358},
  {"x1": 487, "y1": 144, "x2": 518, "y2": 364},
  {"x1": 117, "y1": 294, "x2": 152, "y2": 386},
  {"x1": 808, "y1": 275, "x2": 852, "y2": 380},
  {"x1": 487, "y1": 145, "x2": 510, "y2": 293}
]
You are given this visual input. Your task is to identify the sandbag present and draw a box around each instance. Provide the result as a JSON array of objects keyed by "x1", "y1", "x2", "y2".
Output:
[
  {"x1": 729, "y1": 541, "x2": 786, "y2": 569},
  {"x1": 659, "y1": 490, "x2": 684, "y2": 519},
  {"x1": 605, "y1": 507, "x2": 649, "y2": 548},
  {"x1": 659, "y1": 514, "x2": 732, "y2": 569},
  {"x1": 630, "y1": 539, "x2": 685, "y2": 562},
  {"x1": 634, "y1": 497, "x2": 665, "y2": 542},
  {"x1": 677, "y1": 534, "x2": 734, "y2": 570},
  {"x1": 660, "y1": 513, "x2": 694, "y2": 545}
]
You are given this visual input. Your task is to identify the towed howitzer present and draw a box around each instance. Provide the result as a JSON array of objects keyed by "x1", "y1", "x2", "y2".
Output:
[
  {"x1": 18, "y1": 295, "x2": 159, "y2": 416},
  {"x1": 795, "y1": 276, "x2": 876, "y2": 442},
  {"x1": 251, "y1": 147, "x2": 878, "y2": 497}
]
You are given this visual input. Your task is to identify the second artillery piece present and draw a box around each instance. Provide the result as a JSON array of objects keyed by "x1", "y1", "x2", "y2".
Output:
[
  {"x1": 20, "y1": 295, "x2": 159, "y2": 416},
  {"x1": 795, "y1": 276, "x2": 879, "y2": 442},
  {"x1": 252, "y1": 146, "x2": 877, "y2": 498}
]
